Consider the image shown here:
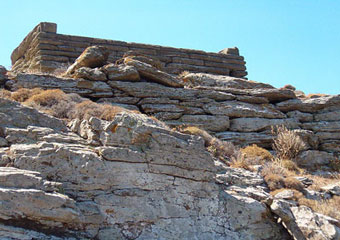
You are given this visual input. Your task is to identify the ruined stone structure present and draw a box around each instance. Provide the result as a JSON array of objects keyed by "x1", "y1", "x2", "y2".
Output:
[
  {"x1": 11, "y1": 22, "x2": 247, "y2": 77},
  {"x1": 1, "y1": 22, "x2": 340, "y2": 239},
  {"x1": 6, "y1": 22, "x2": 340, "y2": 160}
]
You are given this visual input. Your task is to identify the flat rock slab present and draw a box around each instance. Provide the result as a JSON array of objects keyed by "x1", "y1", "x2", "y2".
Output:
[
  {"x1": 108, "y1": 81, "x2": 235, "y2": 101},
  {"x1": 183, "y1": 73, "x2": 274, "y2": 89},
  {"x1": 166, "y1": 115, "x2": 230, "y2": 132},
  {"x1": 302, "y1": 121, "x2": 340, "y2": 132},
  {"x1": 276, "y1": 95, "x2": 340, "y2": 113},
  {"x1": 230, "y1": 117, "x2": 300, "y2": 132},
  {"x1": 215, "y1": 131, "x2": 273, "y2": 148},
  {"x1": 203, "y1": 101, "x2": 286, "y2": 119}
]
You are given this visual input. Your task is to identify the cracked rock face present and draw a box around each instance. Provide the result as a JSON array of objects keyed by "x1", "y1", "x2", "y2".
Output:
[{"x1": 0, "y1": 98, "x2": 288, "y2": 239}]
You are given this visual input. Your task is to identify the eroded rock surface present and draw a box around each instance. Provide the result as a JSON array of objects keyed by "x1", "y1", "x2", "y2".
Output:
[{"x1": 0, "y1": 98, "x2": 289, "y2": 239}]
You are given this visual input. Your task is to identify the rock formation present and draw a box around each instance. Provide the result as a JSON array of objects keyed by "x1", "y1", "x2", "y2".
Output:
[{"x1": 1, "y1": 22, "x2": 340, "y2": 239}]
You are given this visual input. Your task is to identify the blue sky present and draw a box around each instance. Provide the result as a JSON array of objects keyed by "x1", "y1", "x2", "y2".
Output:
[{"x1": 1, "y1": 0, "x2": 339, "y2": 94}]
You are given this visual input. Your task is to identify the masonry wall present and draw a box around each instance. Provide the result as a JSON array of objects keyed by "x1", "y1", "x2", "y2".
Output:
[{"x1": 11, "y1": 22, "x2": 247, "y2": 77}]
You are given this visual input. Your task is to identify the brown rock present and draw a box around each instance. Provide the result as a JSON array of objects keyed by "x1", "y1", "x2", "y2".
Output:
[
  {"x1": 65, "y1": 45, "x2": 109, "y2": 75},
  {"x1": 121, "y1": 52, "x2": 163, "y2": 70},
  {"x1": 124, "y1": 58, "x2": 184, "y2": 87},
  {"x1": 73, "y1": 67, "x2": 107, "y2": 81},
  {"x1": 102, "y1": 64, "x2": 140, "y2": 81}
]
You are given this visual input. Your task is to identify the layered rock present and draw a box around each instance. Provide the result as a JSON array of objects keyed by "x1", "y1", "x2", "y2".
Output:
[
  {"x1": 7, "y1": 47, "x2": 340, "y2": 157},
  {"x1": 0, "y1": 98, "x2": 289, "y2": 239}
]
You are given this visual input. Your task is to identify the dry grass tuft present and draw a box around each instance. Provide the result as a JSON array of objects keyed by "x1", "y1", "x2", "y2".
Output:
[
  {"x1": 7, "y1": 88, "x2": 139, "y2": 122},
  {"x1": 0, "y1": 89, "x2": 11, "y2": 99},
  {"x1": 264, "y1": 173, "x2": 285, "y2": 191},
  {"x1": 283, "y1": 177, "x2": 304, "y2": 191},
  {"x1": 280, "y1": 159, "x2": 302, "y2": 172},
  {"x1": 10, "y1": 88, "x2": 43, "y2": 102},
  {"x1": 240, "y1": 144, "x2": 273, "y2": 164},
  {"x1": 272, "y1": 125, "x2": 306, "y2": 160}
]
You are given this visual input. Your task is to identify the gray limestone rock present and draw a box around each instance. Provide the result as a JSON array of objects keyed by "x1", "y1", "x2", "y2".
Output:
[
  {"x1": 230, "y1": 117, "x2": 300, "y2": 132},
  {"x1": 295, "y1": 150, "x2": 335, "y2": 168},
  {"x1": 203, "y1": 101, "x2": 286, "y2": 119}
]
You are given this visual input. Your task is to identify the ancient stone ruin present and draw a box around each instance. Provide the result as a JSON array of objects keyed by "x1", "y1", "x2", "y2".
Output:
[
  {"x1": 11, "y1": 22, "x2": 247, "y2": 78},
  {"x1": 0, "y1": 22, "x2": 340, "y2": 239}
]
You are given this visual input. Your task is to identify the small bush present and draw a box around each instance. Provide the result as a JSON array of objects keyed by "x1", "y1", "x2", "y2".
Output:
[
  {"x1": 261, "y1": 162, "x2": 289, "y2": 178},
  {"x1": 272, "y1": 125, "x2": 306, "y2": 160},
  {"x1": 26, "y1": 89, "x2": 66, "y2": 107},
  {"x1": 280, "y1": 159, "x2": 301, "y2": 172},
  {"x1": 240, "y1": 144, "x2": 273, "y2": 164},
  {"x1": 264, "y1": 173, "x2": 285, "y2": 191}
]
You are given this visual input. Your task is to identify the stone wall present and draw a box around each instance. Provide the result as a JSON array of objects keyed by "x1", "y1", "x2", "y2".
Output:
[{"x1": 11, "y1": 22, "x2": 247, "y2": 77}]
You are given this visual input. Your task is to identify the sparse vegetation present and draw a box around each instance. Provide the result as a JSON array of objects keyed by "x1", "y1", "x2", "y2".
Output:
[
  {"x1": 10, "y1": 88, "x2": 43, "y2": 102},
  {"x1": 271, "y1": 125, "x2": 306, "y2": 161},
  {"x1": 3, "y1": 88, "x2": 139, "y2": 121}
]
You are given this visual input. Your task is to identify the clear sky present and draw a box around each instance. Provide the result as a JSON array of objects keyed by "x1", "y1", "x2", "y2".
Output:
[{"x1": 1, "y1": 0, "x2": 339, "y2": 94}]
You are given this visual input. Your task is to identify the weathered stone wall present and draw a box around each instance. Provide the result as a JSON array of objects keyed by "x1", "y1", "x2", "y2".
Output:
[{"x1": 11, "y1": 22, "x2": 247, "y2": 77}]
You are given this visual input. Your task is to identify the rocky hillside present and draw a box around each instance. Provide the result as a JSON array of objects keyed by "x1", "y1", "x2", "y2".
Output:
[{"x1": 0, "y1": 34, "x2": 340, "y2": 239}]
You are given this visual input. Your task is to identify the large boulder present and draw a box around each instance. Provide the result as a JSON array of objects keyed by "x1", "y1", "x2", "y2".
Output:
[
  {"x1": 124, "y1": 58, "x2": 184, "y2": 87},
  {"x1": 65, "y1": 45, "x2": 109, "y2": 75},
  {"x1": 73, "y1": 67, "x2": 107, "y2": 81},
  {"x1": 102, "y1": 63, "x2": 140, "y2": 81}
]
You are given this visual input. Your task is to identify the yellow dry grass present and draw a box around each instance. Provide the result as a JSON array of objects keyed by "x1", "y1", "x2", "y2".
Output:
[{"x1": 240, "y1": 144, "x2": 273, "y2": 164}]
